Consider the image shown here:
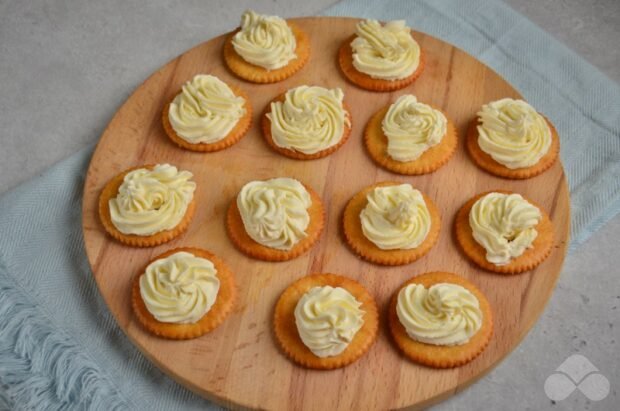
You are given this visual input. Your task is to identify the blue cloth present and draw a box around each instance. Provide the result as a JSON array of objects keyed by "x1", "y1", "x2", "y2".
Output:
[{"x1": 0, "y1": 0, "x2": 618, "y2": 409}]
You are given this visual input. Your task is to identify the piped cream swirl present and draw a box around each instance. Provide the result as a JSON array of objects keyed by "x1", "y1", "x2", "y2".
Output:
[
  {"x1": 469, "y1": 192, "x2": 542, "y2": 265},
  {"x1": 237, "y1": 178, "x2": 311, "y2": 250},
  {"x1": 295, "y1": 286, "x2": 365, "y2": 358},
  {"x1": 267, "y1": 85, "x2": 350, "y2": 155},
  {"x1": 232, "y1": 10, "x2": 297, "y2": 70},
  {"x1": 360, "y1": 184, "x2": 431, "y2": 250},
  {"x1": 139, "y1": 251, "x2": 220, "y2": 324},
  {"x1": 351, "y1": 19, "x2": 420, "y2": 80},
  {"x1": 396, "y1": 283, "x2": 482, "y2": 346},
  {"x1": 382, "y1": 95, "x2": 447, "y2": 162},
  {"x1": 109, "y1": 164, "x2": 196, "y2": 236},
  {"x1": 168, "y1": 75, "x2": 246, "y2": 144},
  {"x1": 477, "y1": 98, "x2": 552, "y2": 169}
]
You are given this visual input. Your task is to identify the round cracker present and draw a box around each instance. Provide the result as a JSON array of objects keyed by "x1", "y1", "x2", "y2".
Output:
[
  {"x1": 338, "y1": 34, "x2": 425, "y2": 92},
  {"x1": 343, "y1": 182, "x2": 441, "y2": 266},
  {"x1": 98, "y1": 165, "x2": 195, "y2": 247},
  {"x1": 389, "y1": 272, "x2": 493, "y2": 368},
  {"x1": 223, "y1": 23, "x2": 310, "y2": 84},
  {"x1": 261, "y1": 93, "x2": 353, "y2": 160},
  {"x1": 162, "y1": 85, "x2": 252, "y2": 152},
  {"x1": 273, "y1": 273, "x2": 379, "y2": 369},
  {"x1": 132, "y1": 247, "x2": 236, "y2": 339},
  {"x1": 226, "y1": 183, "x2": 325, "y2": 261},
  {"x1": 364, "y1": 105, "x2": 458, "y2": 175},
  {"x1": 466, "y1": 116, "x2": 560, "y2": 179},
  {"x1": 454, "y1": 190, "x2": 554, "y2": 274}
]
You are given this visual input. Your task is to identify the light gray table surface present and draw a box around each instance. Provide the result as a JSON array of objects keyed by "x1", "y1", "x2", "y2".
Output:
[{"x1": 0, "y1": 1, "x2": 618, "y2": 410}]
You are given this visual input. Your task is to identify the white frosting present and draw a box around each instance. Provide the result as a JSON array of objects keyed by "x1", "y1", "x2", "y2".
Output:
[
  {"x1": 237, "y1": 178, "x2": 312, "y2": 250},
  {"x1": 139, "y1": 251, "x2": 220, "y2": 324},
  {"x1": 469, "y1": 192, "x2": 542, "y2": 265},
  {"x1": 294, "y1": 286, "x2": 365, "y2": 357},
  {"x1": 351, "y1": 19, "x2": 421, "y2": 80},
  {"x1": 477, "y1": 98, "x2": 552, "y2": 169},
  {"x1": 360, "y1": 184, "x2": 431, "y2": 250},
  {"x1": 382, "y1": 95, "x2": 447, "y2": 162},
  {"x1": 109, "y1": 164, "x2": 195, "y2": 235},
  {"x1": 267, "y1": 85, "x2": 350, "y2": 155},
  {"x1": 232, "y1": 10, "x2": 297, "y2": 70},
  {"x1": 396, "y1": 282, "x2": 483, "y2": 346},
  {"x1": 168, "y1": 74, "x2": 246, "y2": 144}
]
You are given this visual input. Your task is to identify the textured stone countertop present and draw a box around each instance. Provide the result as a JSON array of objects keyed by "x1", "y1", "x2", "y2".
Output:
[{"x1": 1, "y1": 1, "x2": 618, "y2": 410}]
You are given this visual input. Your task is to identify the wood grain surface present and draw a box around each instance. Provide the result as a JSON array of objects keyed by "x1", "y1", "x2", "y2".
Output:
[{"x1": 81, "y1": 17, "x2": 570, "y2": 410}]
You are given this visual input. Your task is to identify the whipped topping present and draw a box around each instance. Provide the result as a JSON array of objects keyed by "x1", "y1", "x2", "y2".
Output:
[
  {"x1": 267, "y1": 85, "x2": 350, "y2": 155},
  {"x1": 360, "y1": 184, "x2": 431, "y2": 250},
  {"x1": 232, "y1": 10, "x2": 297, "y2": 70},
  {"x1": 237, "y1": 178, "x2": 311, "y2": 250},
  {"x1": 351, "y1": 19, "x2": 421, "y2": 80},
  {"x1": 382, "y1": 95, "x2": 447, "y2": 161},
  {"x1": 469, "y1": 192, "x2": 542, "y2": 265},
  {"x1": 397, "y1": 282, "x2": 483, "y2": 346},
  {"x1": 295, "y1": 286, "x2": 365, "y2": 357},
  {"x1": 477, "y1": 98, "x2": 552, "y2": 169},
  {"x1": 139, "y1": 251, "x2": 220, "y2": 324},
  {"x1": 168, "y1": 74, "x2": 246, "y2": 144},
  {"x1": 109, "y1": 164, "x2": 196, "y2": 235}
]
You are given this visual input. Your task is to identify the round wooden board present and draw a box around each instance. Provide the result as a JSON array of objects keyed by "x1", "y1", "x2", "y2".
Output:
[{"x1": 82, "y1": 17, "x2": 570, "y2": 410}]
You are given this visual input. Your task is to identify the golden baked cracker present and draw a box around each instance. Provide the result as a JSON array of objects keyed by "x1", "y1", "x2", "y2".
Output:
[
  {"x1": 223, "y1": 23, "x2": 310, "y2": 84},
  {"x1": 365, "y1": 105, "x2": 458, "y2": 175},
  {"x1": 226, "y1": 184, "x2": 325, "y2": 261},
  {"x1": 273, "y1": 273, "x2": 379, "y2": 369},
  {"x1": 466, "y1": 117, "x2": 560, "y2": 179},
  {"x1": 389, "y1": 272, "x2": 493, "y2": 368},
  {"x1": 162, "y1": 86, "x2": 252, "y2": 152},
  {"x1": 454, "y1": 190, "x2": 554, "y2": 274},
  {"x1": 338, "y1": 35, "x2": 425, "y2": 92},
  {"x1": 98, "y1": 165, "x2": 195, "y2": 247},
  {"x1": 261, "y1": 94, "x2": 353, "y2": 160},
  {"x1": 343, "y1": 182, "x2": 441, "y2": 266},
  {"x1": 132, "y1": 247, "x2": 236, "y2": 339}
]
